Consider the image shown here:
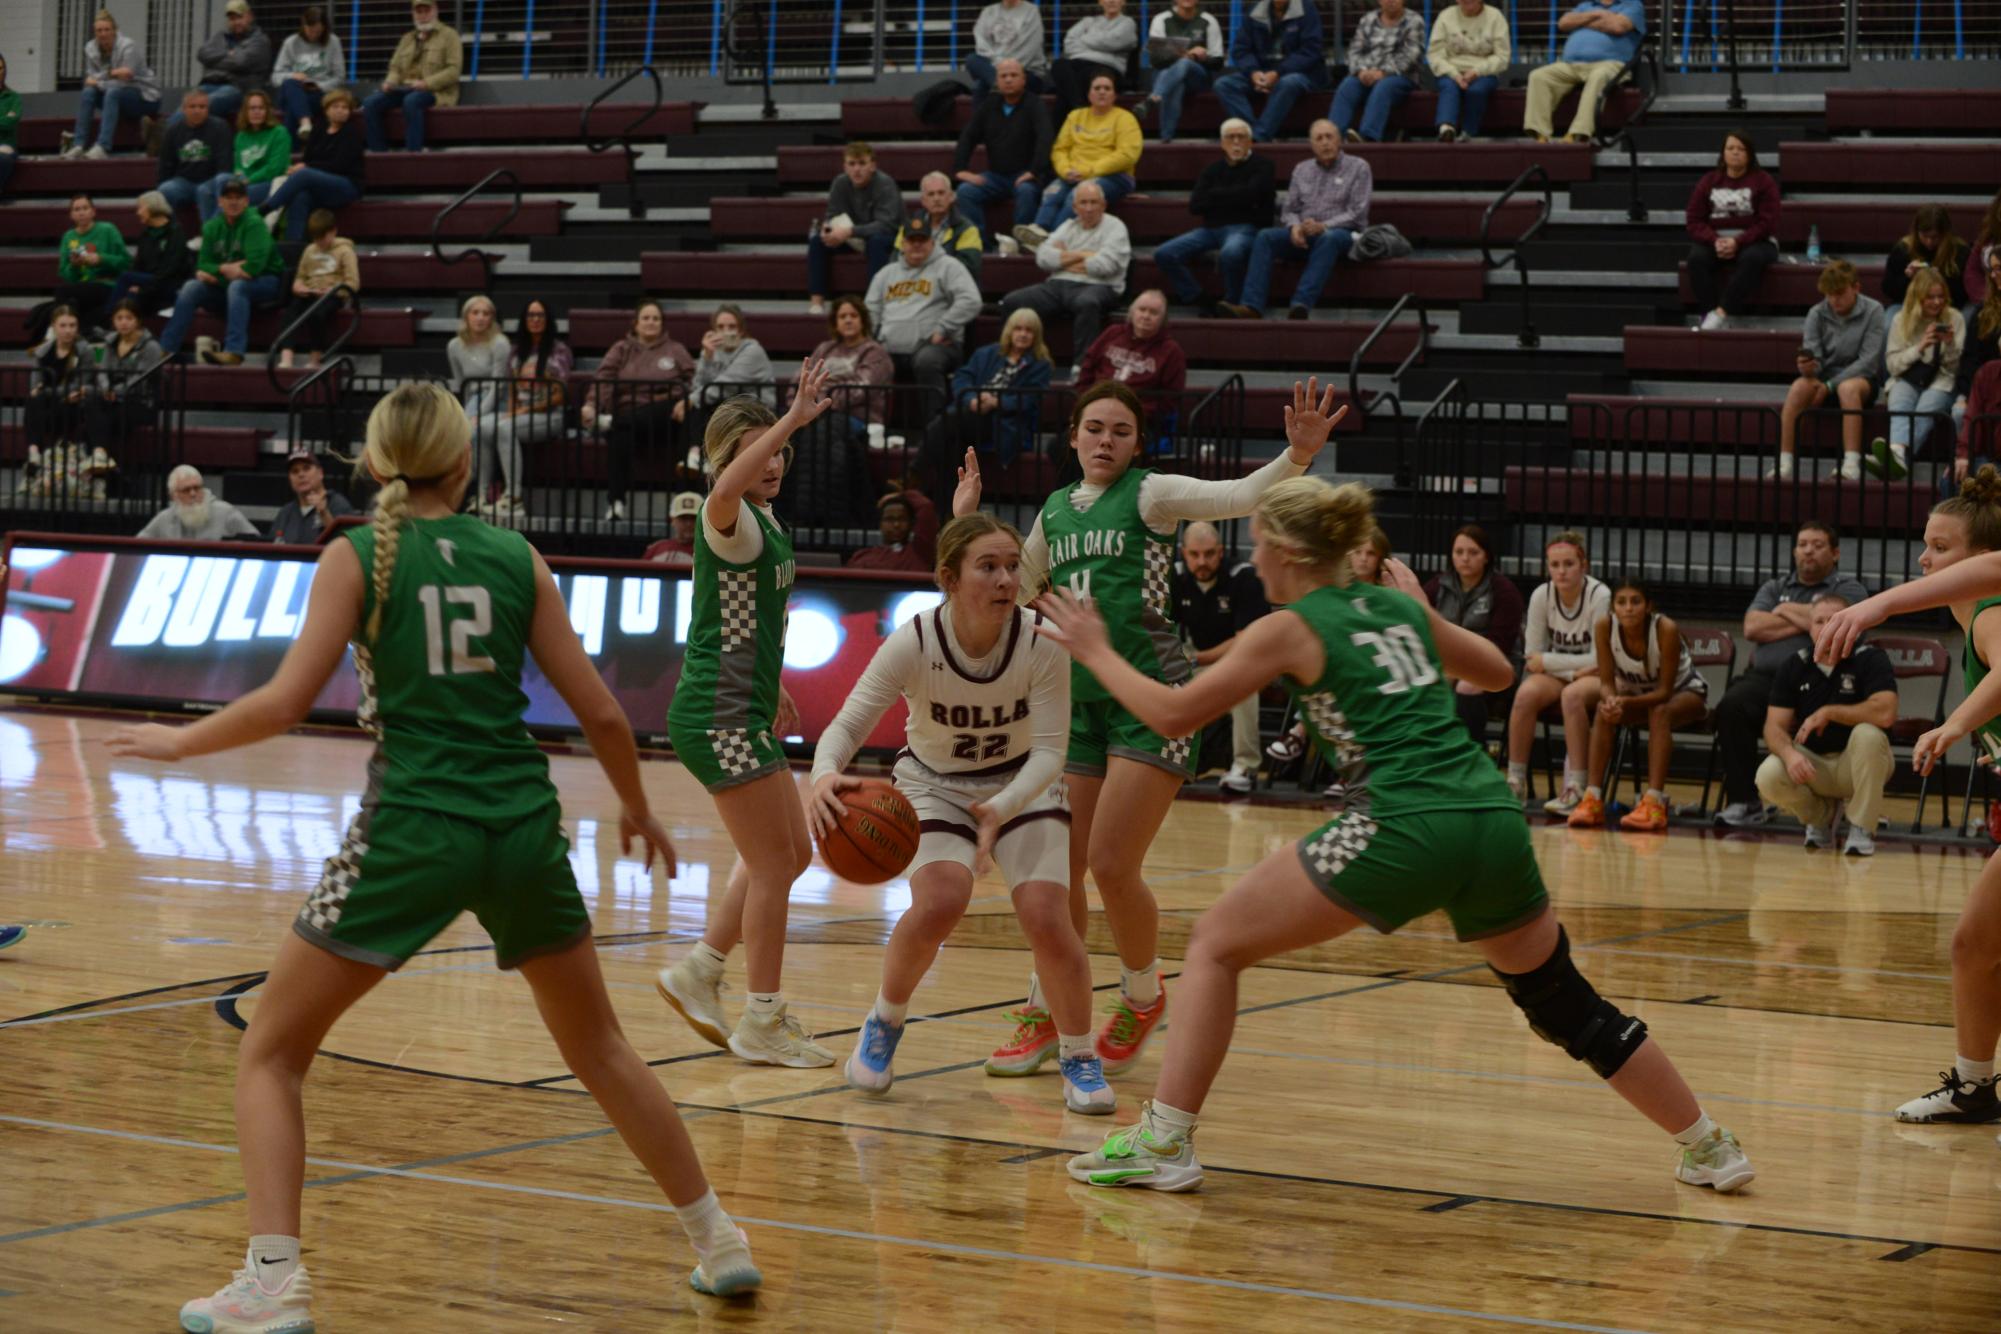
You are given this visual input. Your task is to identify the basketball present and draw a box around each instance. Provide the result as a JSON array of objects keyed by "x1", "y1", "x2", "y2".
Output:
[{"x1": 817, "y1": 779, "x2": 921, "y2": 884}]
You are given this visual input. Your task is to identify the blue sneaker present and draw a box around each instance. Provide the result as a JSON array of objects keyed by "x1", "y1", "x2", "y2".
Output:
[
  {"x1": 1061, "y1": 1052, "x2": 1116, "y2": 1114},
  {"x1": 844, "y1": 1011, "x2": 904, "y2": 1095},
  {"x1": 0, "y1": 926, "x2": 23, "y2": 952}
]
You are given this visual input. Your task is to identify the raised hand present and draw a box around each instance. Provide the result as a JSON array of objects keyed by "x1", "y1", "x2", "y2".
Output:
[
  {"x1": 1031, "y1": 588, "x2": 1111, "y2": 663},
  {"x1": 1283, "y1": 376, "x2": 1348, "y2": 462},
  {"x1": 953, "y1": 446, "x2": 984, "y2": 517},
  {"x1": 783, "y1": 356, "x2": 837, "y2": 428},
  {"x1": 620, "y1": 809, "x2": 679, "y2": 879},
  {"x1": 1814, "y1": 595, "x2": 1886, "y2": 663},
  {"x1": 1381, "y1": 555, "x2": 1423, "y2": 599}
]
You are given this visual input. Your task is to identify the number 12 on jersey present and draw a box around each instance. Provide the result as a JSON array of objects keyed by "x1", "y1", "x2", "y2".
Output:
[
  {"x1": 418, "y1": 584, "x2": 496, "y2": 676},
  {"x1": 1353, "y1": 625, "x2": 1437, "y2": 694}
]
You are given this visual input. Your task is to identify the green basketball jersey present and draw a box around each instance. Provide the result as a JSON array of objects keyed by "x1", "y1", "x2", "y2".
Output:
[
  {"x1": 666, "y1": 500, "x2": 795, "y2": 732},
  {"x1": 1282, "y1": 582, "x2": 1518, "y2": 819},
  {"x1": 345, "y1": 515, "x2": 557, "y2": 824},
  {"x1": 1964, "y1": 596, "x2": 2001, "y2": 765},
  {"x1": 1039, "y1": 467, "x2": 1190, "y2": 703}
]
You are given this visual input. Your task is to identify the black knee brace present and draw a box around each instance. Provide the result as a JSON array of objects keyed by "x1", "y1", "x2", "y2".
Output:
[{"x1": 1491, "y1": 926, "x2": 1648, "y2": 1079}]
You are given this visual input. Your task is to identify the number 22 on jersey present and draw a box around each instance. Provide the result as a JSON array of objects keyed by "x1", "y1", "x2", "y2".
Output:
[
  {"x1": 418, "y1": 584, "x2": 496, "y2": 676},
  {"x1": 1353, "y1": 625, "x2": 1436, "y2": 695}
]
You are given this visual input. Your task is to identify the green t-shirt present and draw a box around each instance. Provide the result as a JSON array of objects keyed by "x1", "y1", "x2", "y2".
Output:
[
  {"x1": 1964, "y1": 595, "x2": 2001, "y2": 765},
  {"x1": 198, "y1": 209, "x2": 284, "y2": 279},
  {"x1": 232, "y1": 123, "x2": 293, "y2": 184},
  {"x1": 58, "y1": 221, "x2": 130, "y2": 286},
  {"x1": 1283, "y1": 582, "x2": 1519, "y2": 819},
  {"x1": 345, "y1": 515, "x2": 558, "y2": 823},
  {"x1": 666, "y1": 501, "x2": 795, "y2": 733},
  {"x1": 1039, "y1": 466, "x2": 1190, "y2": 703},
  {"x1": 0, "y1": 88, "x2": 21, "y2": 151}
]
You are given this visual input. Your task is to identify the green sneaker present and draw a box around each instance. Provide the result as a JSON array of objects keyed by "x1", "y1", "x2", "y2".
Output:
[
  {"x1": 1674, "y1": 1127, "x2": 1756, "y2": 1193},
  {"x1": 1865, "y1": 437, "x2": 1907, "y2": 480},
  {"x1": 1067, "y1": 1107, "x2": 1203, "y2": 1192}
]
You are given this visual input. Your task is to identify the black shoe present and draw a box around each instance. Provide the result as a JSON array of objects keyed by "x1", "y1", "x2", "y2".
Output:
[
  {"x1": 1894, "y1": 1069, "x2": 2001, "y2": 1123},
  {"x1": 1287, "y1": 305, "x2": 1310, "y2": 321}
]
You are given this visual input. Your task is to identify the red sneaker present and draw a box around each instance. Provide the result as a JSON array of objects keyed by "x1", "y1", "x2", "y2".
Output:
[
  {"x1": 1095, "y1": 983, "x2": 1167, "y2": 1075},
  {"x1": 986, "y1": 1006, "x2": 1058, "y2": 1076}
]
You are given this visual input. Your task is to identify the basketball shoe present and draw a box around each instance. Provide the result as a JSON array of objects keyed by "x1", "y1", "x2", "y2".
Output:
[
  {"x1": 1673, "y1": 1127, "x2": 1756, "y2": 1193},
  {"x1": 1895, "y1": 1068, "x2": 2001, "y2": 1123},
  {"x1": 1068, "y1": 1106, "x2": 1203, "y2": 1191},
  {"x1": 0, "y1": 925, "x2": 24, "y2": 952},
  {"x1": 1566, "y1": 792, "x2": 1605, "y2": 828},
  {"x1": 1619, "y1": 793, "x2": 1669, "y2": 831},
  {"x1": 986, "y1": 1006, "x2": 1058, "y2": 1075},
  {"x1": 845, "y1": 1012, "x2": 904, "y2": 1094},
  {"x1": 657, "y1": 955, "x2": 729, "y2": 1048},
  {"x1": 688, "y1": 1225, "x2": 762, "y2": 1297},
  {"x1": 1061, "y1": 1052, "x2": 1116, "y2": 1114},
  {"x1": 1096, "y1": 986, "x2": 1167, "y2": 1076},
  {"x1": 179, "y1": 1254, "x2": 314, "y2": 1333},
  {"x1": 728, "y1": 1004, "x2": 835, "y2": 1068}
]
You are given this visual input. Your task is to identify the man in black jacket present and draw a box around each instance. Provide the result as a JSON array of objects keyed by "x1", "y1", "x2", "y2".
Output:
[
  {"x1": 951, "y1": 59, "x2": 1055, "y2": 251},
  {"x1": 155, "y1": 89, "x2": 234, "y2": 216},
  {"x1": 1150, "y1": 119, "x2": 1274, "y2": 313}
]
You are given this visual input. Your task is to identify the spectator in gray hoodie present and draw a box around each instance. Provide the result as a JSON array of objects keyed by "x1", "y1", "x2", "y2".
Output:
[
  {"x1": 809, "y1": 142, "x2": 904, "y2": 315},
  {"x1": 69, "y1": 12, "x2": 161, "y2": 160},
  {"x1": 970, "y1": 0, "x2": 1051, "y2": 99},
  {"x1": 865, "y1": 214, "x2": 985, "y2": 408},
  {"x1": 692, "y1": 303, "x2": 777, "y2": 407},
  {"x1": 271, "y1": 5, "x2": 347, "y2": 136},
  {"x1": 187, "y1": 2, "x2": 274, "y2": 125},
  {"x1": 1776, "y1": 259, "x2": 1889, "y2": 482},
  {"x1": 999, "y1": 180, "x2": 1133, "y2": 372},
  {"x1": 1053, "y1": 0, "x2": 1140, "y2": 114}
]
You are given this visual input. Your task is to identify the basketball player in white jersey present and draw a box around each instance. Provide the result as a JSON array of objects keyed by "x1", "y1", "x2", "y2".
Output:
[
  {"x1": 1506, "y1": 529, "x2": 1612, "y2": 813},
  {"x1": 808, "y1": 505, "x2": 1115, "y2": 1114}
]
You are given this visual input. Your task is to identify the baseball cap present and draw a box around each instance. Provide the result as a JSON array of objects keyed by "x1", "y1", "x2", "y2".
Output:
[
  {"x1": 218, "y1": 176, "x2": 249, "y2": 197},
  {"x1": 223, "y1": 1, "x2": 250, "y2": 16},
  {"x1": 669, "y1": 492, "x2": 702, "y2": 519},
  {"x1": 286, "y1": 446, "x2": 318, "y2": 466},
  {"x1": 902, "y1": 212, "x2": 934, "y2": 241}
]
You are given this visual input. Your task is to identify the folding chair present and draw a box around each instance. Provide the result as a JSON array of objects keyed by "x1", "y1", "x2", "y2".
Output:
[
  {"x1": 1607, "y1": 629, "x2": 1737, "y2": 809},
  {"x1": 1871, "y1": 635, "x2": 1952, "y2": 832}
]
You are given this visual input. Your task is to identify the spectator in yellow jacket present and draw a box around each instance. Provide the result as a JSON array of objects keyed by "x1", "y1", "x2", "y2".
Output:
[
  {"x1": 362, "y1": 0, "x2": 461, "y2": 152},
  {"x1": 1017, "y1": 71, "x2": 1141, "y2": 245}
]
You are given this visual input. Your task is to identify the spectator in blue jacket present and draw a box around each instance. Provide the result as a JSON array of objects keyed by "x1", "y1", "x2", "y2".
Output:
[
  {"x1": 1211, "y1": 0, "x2": 1328, "y2": 144},
  {"x1": 919, "y1": 306, "x2": 1054, "y2": 510}
]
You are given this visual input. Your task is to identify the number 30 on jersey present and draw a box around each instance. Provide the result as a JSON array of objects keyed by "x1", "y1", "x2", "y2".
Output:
[{"x1": 1352, "y1": 626, "x2": 1437, "y2": 694}]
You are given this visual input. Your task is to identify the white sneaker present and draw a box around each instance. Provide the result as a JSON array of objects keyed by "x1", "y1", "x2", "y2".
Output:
[
  {"x1": 1674, "y1": 1127, "x2": 1755, "y2": 1193},
  {"x1": 179, "y1": 1253, "x2": 314, "y2": 1333},
  {"x1": 1507, "y1": 773, "x2": 1528, "y2": 804},
  {"x1": 1713, "y1": 801, "x2": 1769, "y2": 828},
  {"x1": 1322, "y1": 781, "x2": 1346, "y2": 802},
  {"x1": 1543, "y1": 784, "x2": 1583, "y2": 816},
  {"x1": 602, "y1": 499, "x2": 626, "y2": 521},
  {"x1": 263, "y1": 210, "x2": 283, "y2": 234},
  {"x1": 688, "y1": 1224, "x2": 762, "y2": 1297},
  {"x1": 1061, "y1": 1052, "x2": 1117, "y2": 1114},
  {"x1": 1843, "y1": 824, "x2": 1876, "y2": 856},
  {"x1": 996, "y1": 234, "x2": 1021, "y2": 256},
  {"x1": 1013, "y1": 223, "x2": 1049, "y2": 249},
  {"x1": 1218, "y1": 763, "x2": 1253, "y2": 794},
  {"x1": 729, "y1": 1004, "x2": 835, "y2": 1068},
  {"x1": 60, "y1": 140, "x2": 82, "y2": 160},
  {"x1": 1804, "y1": 798, "x2": 1842, "y2": 850},
  {"x1": 84, "y1": 144, "x2": 109, "y2": 161},
  {"x1": 1839, "y1": 454, "x2": 1862, "y2": 481},
  {"x1": 1068, "y1": 1108, "x2": 1203, "y2": 1191},
  {"x1": 657, "y1": 956, "x2": 730, "y2": 1047},
  {"x1": 1698, "y1": 309, "x2": 1728, "y2": 332}
]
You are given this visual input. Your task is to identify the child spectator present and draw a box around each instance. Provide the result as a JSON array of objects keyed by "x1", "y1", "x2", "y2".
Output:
[{"x1": 276, "y1": 209, "x2": 358, "y2": 371}]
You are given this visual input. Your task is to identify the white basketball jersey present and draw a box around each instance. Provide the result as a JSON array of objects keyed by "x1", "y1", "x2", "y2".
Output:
[{"x1": 897, "y1": 604, "x2": 1062, "y2": 779}]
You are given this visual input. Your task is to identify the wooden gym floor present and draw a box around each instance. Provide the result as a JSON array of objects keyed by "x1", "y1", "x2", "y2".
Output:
[{"x1": 2, "y1": 706, "x2": 1998, "y2": 1332}]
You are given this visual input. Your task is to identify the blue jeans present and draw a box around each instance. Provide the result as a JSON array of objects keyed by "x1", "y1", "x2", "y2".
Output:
[
  {"x1": 195, "y1": 176, "x2": 272, "y2": 223},
  {"x1": 1035, "y1": 173, "x2": 1134, "y2": 230},
  {"x1": 1213, "y1": 70, "x2": 1323, "y2": 142},
  {"x1": 363, "y1": 87, "x2": 438, "y2": 151},
  {"x1": 165, "y1": 83, "x2": 244, "y2": 132},
  {"x1": 1149, "y1": 59, "x2": 1213, "y2": 141},
  {"x1": 157, "y1": 176, "x2": 203, "y2": 216},
  {"x1": 1887, "y1": 379, "x2": 1955, "y2": 454},
  {"x1": 1435, "y1": 74, "x2": 1498, "y2": 138},
  {"x1": 956, "y1": 170, "x2": 1043, "y2": 238},
  {"x1": 1330, "y1": 73, "x2": 1414, "y2": 142},
  {"x1": 1242, "y1": 226, "x2": 1355, "y2": 311},
  {"x1": 807, "y1": 230, "x2": 895, "y2": 299},
  {"x1": 1153, "y1": 224, "x2": 1258, "y2": 305},
  {"x1": 263, "y1": 168, "x2": 363, "y2": 241},
  {"x1": 74, "y1": 84, "x2": 161, "y2": 151},
  {"x1": 274, "y1": 80, "x2": 325, "y2": 135},
  {"x1": 965, "y1": 55, "x2": 1047, "y2": 102},
  {"x1": 0, "y1": 149, "x2": 14, "y2": 195},
  {"x1": 160, "y1": 273, "x2": 284, "y2": 356},
  {"x1": 110, "y1": 268, "x2": 167, "y2": 310}
]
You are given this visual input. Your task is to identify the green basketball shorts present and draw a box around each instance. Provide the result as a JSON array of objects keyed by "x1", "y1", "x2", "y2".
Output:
[
  {"x1": 1065, "y1": 697, "x2": 1195, "y2": 780},
  {"x1": 667, "y1": 719, "x2": 788, "y2": 792},
  {"x1": 1296, "y1": 806, "x2": 1549, "y2": 941}
]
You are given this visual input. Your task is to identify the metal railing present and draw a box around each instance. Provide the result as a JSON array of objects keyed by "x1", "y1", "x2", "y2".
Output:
[
  {"x1": 266, "y1": 284, "x2": 359, "y2": 393},
  {"x1": 1481, "y1": 165, "x2": 1553, "y2": 352},
  {"x1": 1, "y1": 362, "x2": 189, "y2": 534},
  {"x1": 1346, "y1": 293, "x2": 1429, "y2": 475},
  {"x1": 582, "y1": 64, "x2": 662, "y2": 219},
  {"x1": 429, "y1": 168, "x2": 521, "y2": 293},
  {"x1": 1597, "y1": 42, "x2": 1663, "y2": 224}
]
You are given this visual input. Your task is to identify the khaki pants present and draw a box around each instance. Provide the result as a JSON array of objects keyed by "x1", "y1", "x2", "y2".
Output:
[
  {"x1": 1193, "y1": 661, "x2": 1263, "y2": 773},
  {"x1": 1524, "y1": 60, "x2": 1625, "y2": 139},
  {"x1": 1754, "y1": 723, "x2": 1893, "y2": 834}
]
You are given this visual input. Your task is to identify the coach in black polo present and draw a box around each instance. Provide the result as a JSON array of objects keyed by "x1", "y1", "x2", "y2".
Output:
[{"x1": 1173, "y1": 521, "x2": 1270, "y2": 792}]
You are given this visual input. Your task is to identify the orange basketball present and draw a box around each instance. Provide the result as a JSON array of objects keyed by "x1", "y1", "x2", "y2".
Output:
[{"x1": 818, "y1": 779, "x2": 921, "y2": 884}]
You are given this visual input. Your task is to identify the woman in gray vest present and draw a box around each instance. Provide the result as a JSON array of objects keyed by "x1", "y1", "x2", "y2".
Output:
[{"x1": 1424, "y1": 523, "x2": 1524, "y2": 746}]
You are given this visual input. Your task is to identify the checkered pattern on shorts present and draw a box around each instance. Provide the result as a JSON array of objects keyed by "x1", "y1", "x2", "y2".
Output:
[
  {"x1": 718, "y1": 570, "x2": 758, "y2": 650},
  {"x1": 1304, "y1": 814, "x2": 1380, "y2": 882},
  {"x1": 709, "y1": 728, "x2": 763, "y2": 777},
  {"x1": 300, "y1": 812, "x2": 372, "y2": 934},
  {"x1": 1301, "y1": 689, "x2": 1361, "y2": 766},
  {"x1": 1142, "y1": 537, "x2": 1173, "y2": 615},
  {"x1": 1162, "y1": 731, "x2": 1193, "y2": 772}
]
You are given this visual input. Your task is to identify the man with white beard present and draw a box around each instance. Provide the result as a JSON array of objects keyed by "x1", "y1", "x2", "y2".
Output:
[{"x1": 138, "y1": 463, "x2": 259, "y2": 539}]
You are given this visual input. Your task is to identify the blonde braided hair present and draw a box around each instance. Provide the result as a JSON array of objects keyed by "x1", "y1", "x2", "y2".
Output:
[{"x1": 357, "y1": 382, "x2": 471, "y2": 642}]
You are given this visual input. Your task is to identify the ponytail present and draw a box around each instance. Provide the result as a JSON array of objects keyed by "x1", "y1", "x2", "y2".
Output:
[
  {"x1": 1934, "y1": 464, "x2": 2001, "y2": 554},
  {"x1": 356, "y1": 381, "x2": 470, "y2": 642}
]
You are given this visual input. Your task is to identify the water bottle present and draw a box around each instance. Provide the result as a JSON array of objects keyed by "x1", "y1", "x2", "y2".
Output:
[{"x1": 1807, "y1": 225, "x2": 1822, "y2": 265}]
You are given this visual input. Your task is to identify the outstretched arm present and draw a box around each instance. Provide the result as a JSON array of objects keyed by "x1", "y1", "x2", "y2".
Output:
[
  {"x1": 1138, "y1": 378, "x2": 1347, "y2": 527},
  {"x1": 1382, "y1": 557, "x2": 1512, "y2": 692},
  {"x1": 706, "y1": 356, "x2": 833, "y2": 533},
  {"x1": 1819, "y1": 553, "x2": 2001, "y2": 660}
]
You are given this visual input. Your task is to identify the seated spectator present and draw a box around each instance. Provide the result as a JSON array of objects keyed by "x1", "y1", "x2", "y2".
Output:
[
  {"x1": 1966, "y1": 189, "x2": 2001, "y2": 315},
  {"x1": 138, "y1": 465, "x2": 259, "y2": 540},
  {"x1": 1504, "y1": 531, "x2": 1610, "y2": 809},
  {"x1": 1867, "y1": 266, "x2": 1964, "y2": 480},
  {"x1": 1331, "y1": 0, "x2": 1425, "y2": 144},
  {"x1": 807, "y1": 296, "x2": 895, "y2": 441},
  {"x1": 968, "y1": 0, "x2": 1050, "y2": 100},
  {"x1": 1428, "y1": 0, "x2": 1510, "y2": 141},
  {"x1": 1884, "y1": 203, "x2": 1970, "y2": 310},
  {"x1": 866, "y1": 214, "x2": 985, "y2": 409},
  {"x1": 1954, "y1": 247, "x2": 2001, "y2": 459},
  {"x1": 1755, "y1": 593, "x2": 1895, "y2": 856},
  {"x1": 1775, "y1": 260, "x2": 1887, "y2": 481},
  {"x1": 183, "y1": 2, "x2": 273, "y2": 127},
  {"x1": 1053, "y1": 0, "x2": 1139, "y2": 115},
  {"x1": 1000, "y1": 181, "x2": 1132, "y2": 375},
  {"x1": 68, "y1": 10, "x2": 160, "y2": 161},
  {"x1": 1350, "y1": 526, "x2": 1392, "y2": 585},
  {"x1": 155, "y1": 89, "x2": 235, "y2": 218},
  {"x1": 269, "y1": 447, "x2": 355, "y2": 543},
  {"x1": 272, "y1": 5, "x2": 346, "y2": 136},
  {"x1": 45, "y1": 193, "x2": 128, "y2": 341},
  {"x1": 1566, "y1": 578, "x2": 1709, "y2": 831},
  {"x1": 1213, "y1": 0, "x2": 1327, "y2": 144},
  {"x1": 847, "y1": 494, "x2": 933, "y2": 572},
  {"x1": 1174, "y1": 520, "x2": 1270, "y2": 792},
  {"x1": 159, "y1": 177, "x2": 287, "y2": 367},
  {"x1": 1424, "y1": 522, "x2": 1525, "y2": 746},
  {"x1": 809, "y1": 142, "x2": 902, "y2": 317},
  {"x1": 89, "y1": 299, "x2": 166, "y2": 453},
  {"x1": 260, "y1": 88, "x2": 363, "y2": 243},
  {"x1": 0, "y1": 55, "x2": 17, "y2": 197},
  {"x1": 1144, "y1": 0, "x2": 1225, "y2": 143},
  {"x1": 897, "y1": 173, "x2": 985, "y2": 280},
  {"x1": 449, "y1": 293, "x2": 511, "y2": 464},
  {"x1": 1019, "y1": 72, "x2": 1140, "y2": 240},
  {"x1": 692, "y1": 303, "x2": 776, "y2": 407},
  {"x1": 1223, "y1": 119, "x2": 1370, "y2": 320},
  {"x1": 110, "y1": 191, "x2": 191, "y2": 314},
  {"x1": 582, "y1": 298, "x2": 694, "y2": 522},
  {"x1": 1525, "y1": 0, "x2": 1644, "y2": 145},
  {"x1": 26, "y1": 308, "x2": 90, "y2": 451},
  {"x1": 1153, "y1": 120, "x2": 1273, "y2": 313},
  {"x1": 644, "y1": 492, "x2": 703, "y2": 567},
  {"x1": 471, "y1": 296, "x2": 572, "y2": 522},
  {"x1": 275, "y1": 209, "x2": 357, "y2": 371},
  {"x1": 1708, "y1": 520, "x2": 1867, "y2": 827},
  {"x1": 363, "y1": 0, "x2": 461, "y2": 153},
  {"x1": 1077, "y1": 289, "x2": 1187, "y2": 393},
  {"x1": 952, "y1": 59, "x2": 1054, "y2": 247},
  {"x1": 920, "y1": 307, "x2": 1053, "y2": 502},
  {"x1": 1960, "y1": 359, "x2": 2001, "y2": 486},
  {"x1": 196, "y1": 89, "x2": 291, "y2": 221},
  {"x1": 1685, "y1": 131, "x2": 1780, "y2": 332}
]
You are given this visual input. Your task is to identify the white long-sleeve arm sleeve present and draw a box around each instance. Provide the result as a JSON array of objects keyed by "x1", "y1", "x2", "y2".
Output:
[
  {"x1": 809, "y1": 627, "x2": 917, "y2": 783},
  {"x1": 1015, "y1": 513, "x2": 1053, "y2": 604},
  {"x1": 1137, "y1": 449, "x2": 1308, "y2": 529},
  {"x1": 981, "y1": 637, "x2": 1073, "y2": 823}
]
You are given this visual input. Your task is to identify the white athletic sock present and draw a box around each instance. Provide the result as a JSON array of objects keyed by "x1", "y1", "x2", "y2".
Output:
[
  {"x1": 1026, "y1": 972, "x2": 1046, "y2": 1010},
  {"x1": 673, "y1": 1188, "x2": 738, "y2": 1256},
  {"x1": 1564, "y1": 770, "x2": 1587, "y2": 793},
  {"x1": 1672, "y1": 1112, "x2": 1718, "y2": 1146},
  {"x1": 1645, "y1": 788, "x2": 1666, "y2": 803},
  {"x1": 1506, "y1": 761, "x2": 1528, "y2": 782},
  {"x1": 248, "y1": 1235, "x2": 300, "y2": 1288},
  {"x1": 1957, "y1": 1055, "x2": 1996, "y2": 1084},
  {"x1": 1146, "y1": 1099, "x2": 1198, "y2": 1139},
  {"x1": 746, "y1": 991, "x2": 783, "y2": 1018},
  {"x1": 1584, "y1": 785, "x2": 1603, "y2": 800},
  {"x1": 1122, "y1": 961, "x2": 1161, "y2": 1008},
  {"x1": 873, "y1": 992, "x2": 908, "y2": 1027},
  {"x1": 1776, "y1": 453, "x2": 1794, "y2": 479},
  {"x1": 1058, "y1": 1032, "x2": 1093, "y2": 1061},
  {"x1": 690, "y1": 941, "x2": 728, "y2": 975}
]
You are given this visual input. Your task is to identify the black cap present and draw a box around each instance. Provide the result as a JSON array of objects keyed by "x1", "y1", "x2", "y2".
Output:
[
  {"x1": 218, "y1": 176, "x2": 249, "y2": 197},
  {"x1": 902, "y1": 212, "x2": 935, "y2": 241}
]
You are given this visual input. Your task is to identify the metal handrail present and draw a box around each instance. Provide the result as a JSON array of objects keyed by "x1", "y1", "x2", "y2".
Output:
[
  {"x1": 1597, "y1": 42, "x2": 1665, "y2": 224},
  {"x1": 1346, "y1": 293, "x2": 1430, "y2": 479},
  {"x1": 428, "y1": 169, "x2": 521, "y2": 292},
  {"x1": 724, "y1": 0, "x2": 780, "y2": 119},
  {"x1": 264, "y1": 284, "x2": 358, "y2": 394},
  {"x1": 581, "y1": 64, "x2": 662, "y2": 221},
  {"x1": 1480, "y1": 166, "x2": 1554, "y2": 350}
]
